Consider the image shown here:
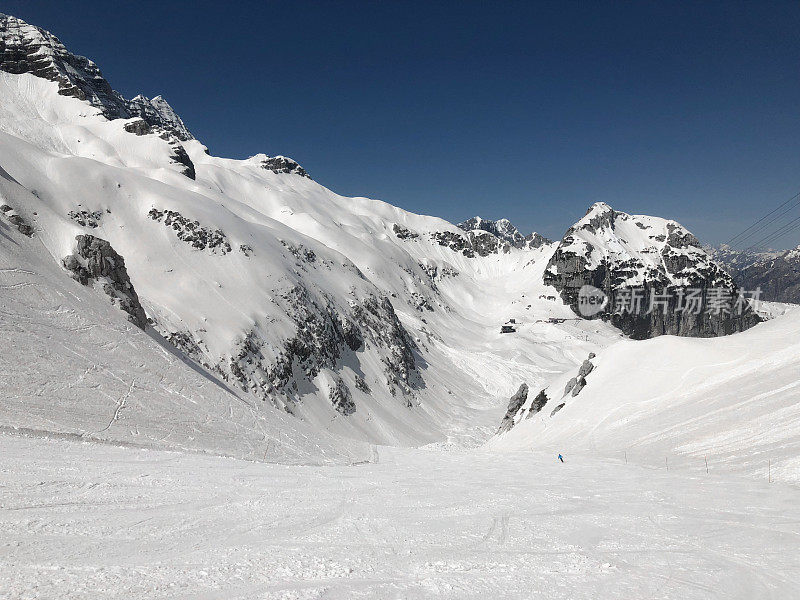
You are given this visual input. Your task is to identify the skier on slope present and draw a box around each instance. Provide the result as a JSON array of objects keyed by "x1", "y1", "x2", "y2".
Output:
[{"x1": 558, "y1": 454, "x2": 564, "y2": 463}]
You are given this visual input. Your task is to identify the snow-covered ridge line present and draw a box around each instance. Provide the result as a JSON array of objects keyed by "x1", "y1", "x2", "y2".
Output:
[{"x1": 0, "y1": 12, "x2": 194, "y2": 142}]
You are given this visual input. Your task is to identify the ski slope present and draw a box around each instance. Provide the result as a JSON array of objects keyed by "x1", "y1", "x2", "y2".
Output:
[
  {"x1": 490, "y1": 305, "x2": 800, "y2": 482},
  {"x1": 2, "y1": 433, "x2": 799, "y2": 600}
]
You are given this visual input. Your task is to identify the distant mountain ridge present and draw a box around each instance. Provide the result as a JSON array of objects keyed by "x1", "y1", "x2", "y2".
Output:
[
  {"x1": 711, "y1": 244, "x2": 800, "y2": 304},
  {"x1": 457, "y1": 216, "x2": 551, "y2": 249}
]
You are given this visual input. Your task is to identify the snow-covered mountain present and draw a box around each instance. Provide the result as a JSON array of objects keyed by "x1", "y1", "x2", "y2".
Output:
[
  {"x1": 0, "y1": 13, "x2": 193, "y2": 141},
  {"x1": 710, "y1": 244, "x2": 800, "y2": 304},
  {"x1": 0, "y1": 13, "x2": 765, "y2": 452},
  {"x1": 545, "y1": 202, "x2": 760, "y2": 338}
]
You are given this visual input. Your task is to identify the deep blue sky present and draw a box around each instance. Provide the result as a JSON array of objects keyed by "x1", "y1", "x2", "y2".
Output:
[{"x1": 6, "y1": 1, "x2": 800, "y2": 247}]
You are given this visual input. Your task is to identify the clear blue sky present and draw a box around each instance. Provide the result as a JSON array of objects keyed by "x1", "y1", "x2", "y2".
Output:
[{"x1": 6, "y1": 1, "x2": 800, "y2": 247}]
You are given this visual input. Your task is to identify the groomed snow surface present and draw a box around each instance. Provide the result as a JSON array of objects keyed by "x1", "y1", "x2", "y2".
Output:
[{"x1": 2, "y1": 435, "x2": 799, "y2": 600}]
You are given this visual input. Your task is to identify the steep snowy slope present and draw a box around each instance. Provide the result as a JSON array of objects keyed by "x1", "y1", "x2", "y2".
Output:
[
  {"x1": 0, "y1": 187, "x2": 372, "y2": 465},
  {"x1": 0, "y1": 67, "x2": 621, "y2": 447},
  {"x1": 490, "y1": 306, "x2": 800, "y2": 482}
]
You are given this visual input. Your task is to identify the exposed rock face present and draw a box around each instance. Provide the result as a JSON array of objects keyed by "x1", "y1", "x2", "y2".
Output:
[
  {"x1": 393, "y1": 223, "x2": 419, "y2": 240},
  {"x1": 578, "y1": 359, "x2": 594, "y2": 378},
  {"x1": 571, "y1": 377, "x2": 586, "y2": 397},
  {"x1": 127, "y1": 95, "x2": 193, "y2": 142},
  {"x1": 458, "y1": 216, "x2": 526, "y2": 247},
  {"x1": 148, "y1": 208, "x2": 232, "y2": 254},
  {"x1": 500, "y1": 353, "x2": 597, "y2": 432},
  {"x1": 62, "y1": 235, "x2": 147, "y2": 329},
  {"x1": 257, "y1": 155, "x2": 310, "y2": 178},
  {"x1": 351, "y1": 295, "x2": 419, "y2": 396},
  {"x1": 525, "y1": 232, "x2": 551, "y2": 249},
  {"x1": 68, "y1": 209, "x2": 102, "y2": 228},
  {"x1": 527, "y1": 389, "x2": 549, "y2": 417},
  {"x1": 171, "y1": 289, "x2": 419, "y2": 414},
  {"x1": 1, "y1": 203, "x2": 33, "y2": 236},
  {"x1": 328, "y1": 376, "x2": 355, "y2": 416},
  {"x1": 457, "y1": 216, "x2": 552, "y2": 251},
  {"x1": 0, "y1": 13, "x2": 193, "y2": 142},
  {"x1": 498, "y1": 383, "x2": 529, "y2": 433},
  {"x1": 544, "y1": 202, "x2": 760, "y2": 339},
  {"x1": 428, "y1": 229, "x2": 518, "y2": 258}
]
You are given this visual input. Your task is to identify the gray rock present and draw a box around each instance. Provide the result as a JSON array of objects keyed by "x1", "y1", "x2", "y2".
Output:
[
  {"x1": 727, "y1": 246, "x2": 800, "y2": 304},
  {"x1": 1, "y1": 204, "x2": 34, "y2": 236},
  {"x1": 258, "y1": 155, "x2": 310, "y2": 179},
  {"x1": 329, "y1": 377, "x2": 355, "y2": 416},
  {"x1": 0, "y1": 14, "x2": 193, "y2": 141},
  {"x1": 393, "y1": 223, "x2": 419, "y2": 240},
  {"x1": 354, "y1": 375, "x2": 371, "y2": 394},
  {"x1": 550, "y1": 402, "x2": 565, "y2": 417},
  {"x1": 148, "y1": 208, "x2": 231, "y2": 254},
  {"x1": 578, "y1": 359, "x2": 594, "y2": 378},
  {"x1": 497, "y1": 383, "x2": 529, "y2": 433},
  {"x1": 588, "y1": 352, "x2": 596, "y2": 359},
  {"x1": 543, "y1": 202, "x2": 761, "y2": 339},
  {"x1": 61, "y1": 234, "x2": 147, "y2": 329},
  {"x1": 564, "y1": 377, "x2": 577, "y2": 396},
  {"x1": 571, "y1": 376, "x2": 586, "y2": 397},
  {"x1": 525, "y1": 389, "x2": 549, "y2": 418}
]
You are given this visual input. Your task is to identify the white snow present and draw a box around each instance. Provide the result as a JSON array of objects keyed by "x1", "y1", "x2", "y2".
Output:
[
  {"x1": 492, "y1": 306, "x2": 800, "y2": 483},
  {"x1": 0, "y1": 71, "x2": 619, "y2": 448},
  {"x1": 2, "y1": 434, "x2": 799, "y2": 599},
  {"x1": 2, "y1": 29, "x2": 800, "y2": 599}
]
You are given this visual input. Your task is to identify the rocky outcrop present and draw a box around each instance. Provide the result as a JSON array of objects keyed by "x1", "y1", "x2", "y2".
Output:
[
  {"x1": 544, "y1": 202, "x2": 760, "y2": 339},
  {"x1": 258, "y1": 155, "x2": 310, "y2": 178},
  {"x1": 127, "y1": 95, "x2": 193, "y2": 142},
  {"x1": 571, "y1": 377, "x2": 586, "y2": 397},
  {"x1": 351, "y1": 295, "x2": 420, "y2": 396},
  {"x1": 498, "y1": 383, "x2": 529, "y2": 433},
  {"x1": 148, "y1": 208, "x2": 232, "y2": 254},
  {"x1": 328, "y1": 376, "x2": 355, "y2": 416},
  {"x1": 62, "y1": 235, "x2": 147, "y2": 329},
  {"x1": 457, "y1": 217, "x2": 553, "y2": 253},
  {"x1": 525, "y1": 232, "x2": 551, "y2": 249},
  {"x1": 189, "y1": 289, "x2": 420, "y2": 414},
  {"x1": 527, "y1": 389, "x2": 549, "y2": 417},
  {"x1": 393, "y1": 224, "x2": 419, "y2": 240},
  {"x1": 1, "y1": 203, "x2": 33, "y2": 236},
  {"x1": 0, "y1": 13, "x2": 193, "y2": 142},
  {"x1": 499, "y1": 353, "x2": 597, "y2": 433},
  {"x1": 68, "y1": 209, "x2": 103, "y2": 228},
  {"x1": 458, "y1": 216, "x2": 526, "y2": 247}
]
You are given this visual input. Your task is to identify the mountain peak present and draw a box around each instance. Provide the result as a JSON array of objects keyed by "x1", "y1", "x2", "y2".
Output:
[
  {"x1": 457, "y1": 216, "x2": 525, "y2": 247},
  {"x1": 0, "y1": 12, "x2": 193, "y2": 141}
]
